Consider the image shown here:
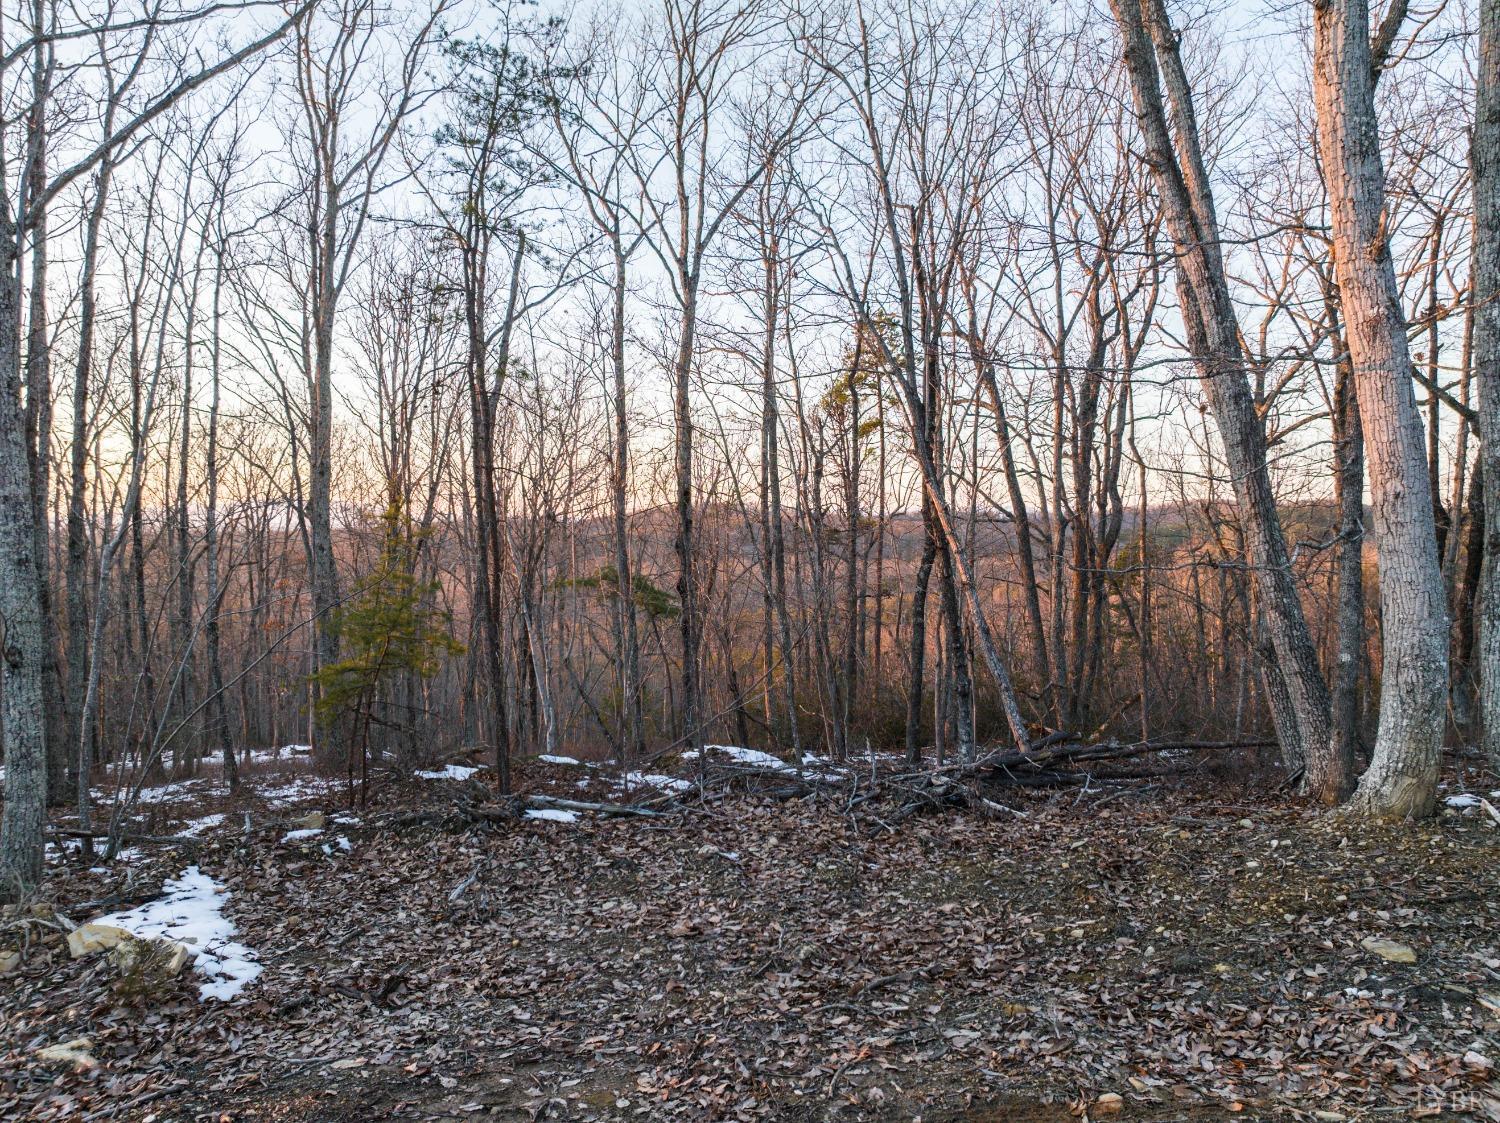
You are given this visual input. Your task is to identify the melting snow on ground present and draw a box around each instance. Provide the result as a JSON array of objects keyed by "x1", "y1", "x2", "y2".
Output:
[
  {"x1": 695, "y1": 745, "x2": 794, "y2": 770},
  {"x1": 92, "y1": 866, "x2": 261, "y2": 1001},
  {"x1": 180, "y1": 813, "x2": 225, "y2": 837},
  {"x1": 414, "y1": 764, "x2": 483, "y2": 781},
  {"x1": 321, "y1": 835, "x2": 353, "y2": 854},
  {"x1": 538, "y1": 754, "x2": 582, "y2": 766},
  {"x1": 281, "y1": 828, "x2": 323, "y2": 842},
  {"x1": 616, "y1": 771, "x2": 693, "y2": 793},
  {"x1": 127, "y1": 781, "x2": 204, "y2": 805},
  {"x1": 525, "y1": 808, "x2": 580, "y2": 823},
  {"x1": 1446, "y1": 793, "x2": 1481, "y2": 809},
  {"x1": 223, "y1": 744, "x2": 313, "y2": 770},
  {"x1": 255, "y1": 778, "x2": 339, "y2": 806},
  {"x1": 684, "y1": 745, "x2": 850, "y2": 782}
]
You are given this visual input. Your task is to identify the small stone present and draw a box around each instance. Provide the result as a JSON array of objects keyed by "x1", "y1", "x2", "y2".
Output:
[
  {"x1": 1360, "y1": 936, "x2": 1416, "y2": 964},
  {"x1": 35, "y1": 1038, "x2": 96, "y2": 1070},
  {"x1": 1463, "y1": 1050, "x2": 1493, "y2": 1071},
  {"x1": 67, "y1": 922, "x2": 133, "y2": 958},
  {"x1": 0, "y1": 949, "x2": 20, "y2": 974},
  {"x1": 1095, "y1": 1092, "x2": 1124, "y2": 1113},
  {"x1": 1238, "y1": 818, "x2": 1253, "y2": 828}
]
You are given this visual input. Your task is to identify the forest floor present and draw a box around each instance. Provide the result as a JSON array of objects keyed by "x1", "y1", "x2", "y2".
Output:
[{"x1": 2, "y1": 748, "x2": 1499, "y2": 1123}]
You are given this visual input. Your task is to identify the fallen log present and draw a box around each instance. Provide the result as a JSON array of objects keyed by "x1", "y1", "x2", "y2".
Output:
[
  {"x1": 982, "y1": 738, "x2": 1275, "y2": 775},
  {"x1": 526, "y1": 794, "x2": 663, "y2": 818},
  {"x1": 49, "y1": 829, "x2": 202, "y2": 848}
]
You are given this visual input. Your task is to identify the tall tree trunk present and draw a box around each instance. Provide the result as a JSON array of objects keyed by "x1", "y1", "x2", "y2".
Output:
[
  {"x1": 206, "y1": 244, "x2": 235, "y2": 789},
  {"x1": 1329, "y1": 302, "x2": 1365, "y2": 785},
  {"x1": 308, "y1": 237, "x2": 340, "y2": 761},
  {"x1": 763, "y1": 250, "x2": 799, "y2": 760},
  {"x1": 171, "y1": 266, "x2": 198, "y2": 774},
  {"x1": 675, "y1": 282, "x2": 702, "y2": 762},
  {"x1": 968, "y1": 330, "x2": 1049, "y2": 695},
  {"x1": 904, "y1": 517, "x2": 936, "y2": 764},
  {"x1": 65, "y1": 148, "x2": 115, "y2": 800},
  {"x1": 23, "y1": 17, "x2": 63, "y2": 805},
  {"x1": 1312, "y1": 0, "x2": 1446, "y2": 817},
  {"x1": 1475, "y1": 0, "x2": 1500, "y2": 772},
  {"x1": 610, "y1": 239, "x2": 645, "y2": 762},
  {"x1": 0, "y1": 240, "x2": 47, "y2": 893}
]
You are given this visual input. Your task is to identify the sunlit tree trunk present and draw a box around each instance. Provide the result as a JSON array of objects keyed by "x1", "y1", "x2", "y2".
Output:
[{"x1": 1312, "y1": 0, "x2": 1445, "y2": 817}]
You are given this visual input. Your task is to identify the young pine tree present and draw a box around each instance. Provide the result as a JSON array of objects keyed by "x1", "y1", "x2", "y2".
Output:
[{"x1": 313, "y1": 501, "x2": 464, "y2": 806}]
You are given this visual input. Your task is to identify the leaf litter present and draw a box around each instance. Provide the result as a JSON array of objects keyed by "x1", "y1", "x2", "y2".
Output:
[{"x1": 2, "y1": 753, "x2": 1499, "y2": 1121}]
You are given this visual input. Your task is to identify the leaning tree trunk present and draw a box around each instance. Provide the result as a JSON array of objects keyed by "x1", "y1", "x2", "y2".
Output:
[
  {"x1": 1111, "y1": 0, "x2": 1336, "y2": 793},
  {"x1": 1475, "y1": 0, "x2": 1500, "y2": 773},
  {"x1": 1312, "y1": 0, "x2": 1446, "y2": 817}
]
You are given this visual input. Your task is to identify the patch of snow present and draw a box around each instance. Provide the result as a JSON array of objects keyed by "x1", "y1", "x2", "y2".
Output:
[
  {"x1": 690, "y1": 744, "x2": 796, "y2": 772},
  {"x1": 281, "y1": 828, "x2": 323, "y2": 842},
  {"x1": 49, "y1": 839, "x2": 135, "y2": 866},
  {"x1": 1446, "y1": 793, "x2": 1481, "y2": 809},
  {"x1": 320, "y1": 835, "x2": 353, "y2": 856},
  {"x1": 525, "y1": 808, "x2": 580, "y2": 823},
  {"x1": 538, "y1": 754, "x2": 582, "y2": 766},
  {"x1": 130, "y1": 781, "x2": 204, "y2": 805},
  {"x1": 685, "y1": 745, "x2": 848, "y2": 783},
  {"x1": 617, "y1": 771, "x2": 692, "y2": 793},
  {"x1": 256, "y1": 778, "x2": 338, "y2": 806},
  {"x1": 181, "y1": 813, "x2": 225, "y2": 837},
  {"x1": 93, "y1": 865, "x2": 261, "y2": 1001},
  {"x1": 799, "y1": 753, "x2": 854, "y2": 781},
  {"x1": 47, "y1": 839, "x2": 141, "y2": 865},
  {"x1": 414, "y1": 764, "x2": 482, "y2": 781}
]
